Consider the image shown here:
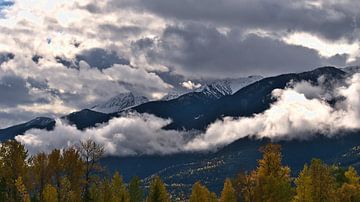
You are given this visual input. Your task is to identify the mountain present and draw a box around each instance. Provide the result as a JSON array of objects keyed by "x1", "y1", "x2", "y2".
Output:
[
  {"x1": 132, "y1": 80, "x2": 236, "y2": 130},
  {"x1": 133, "y1": 66, "x2": 346, "y2": 130},
  {"x1": 92, "y1": 92, "x2": 149, "y2": 113},
  {"x1": 102, "y1": 131, "x2": 360, "y2": 196},
  {"x1": 161, "y1": 91, "x2": 184, "y2": 101},
  {"x1": 342, "y1": 66, "x2": 360, "y2": 75},
  {"x1": 195, "y1": 80, "x2": 233, "y2": 99},
  {"x1": 227, "y1": 75, "x2": 263, "y2": 93},
  {"x1": 62, "y1": 109, "x2": 113, "y2": 130},
  {"x1": 0, "y1": 117, "x2": 55, "y2": 141}
]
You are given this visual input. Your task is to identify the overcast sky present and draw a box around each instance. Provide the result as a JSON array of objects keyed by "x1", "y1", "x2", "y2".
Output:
[{"x1": 0, "y1": 0, "x2": 359, "y2": 127}]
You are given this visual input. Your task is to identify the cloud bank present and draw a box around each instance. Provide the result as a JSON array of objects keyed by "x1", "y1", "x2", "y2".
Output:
[{"x1": 14, "y1": 73, "x2": 360, "y2": 156}]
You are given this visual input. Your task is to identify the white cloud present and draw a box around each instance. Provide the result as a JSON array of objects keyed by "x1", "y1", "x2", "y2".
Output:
[
  {"x1": 181, "y1": 80, "x2": 202, "y2": 90},
  {"x1": 16, "y1": 113, "x2": 187, "y2": 156}
]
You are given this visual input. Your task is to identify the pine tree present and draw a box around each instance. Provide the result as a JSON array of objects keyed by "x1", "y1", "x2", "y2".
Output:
[
  {"x1": 220, "y1": 179, "x2": 236, "y2": 202},
  {"x1": 252, "y1": 144, "x2": 293, "y2": 202},
  {"x1": 129, "y1": 176, "x2": 144, "y2": 202},
  {"x1": 146, "y1": 176, "x2": 170, "y2": 202},
  {"x1": 42, "y1": 184, "x2": 58, "y2": 202}
]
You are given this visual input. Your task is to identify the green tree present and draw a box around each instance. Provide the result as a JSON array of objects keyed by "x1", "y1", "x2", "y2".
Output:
[
  {"x1": 42, "y1": 184, "x2": 58, "y2": 202},
  {"x1": 128, "y1": 176, "x2": 143, "y2": 202},
  {"x1": 146, "y1": 176, "x2": 170, "y2": 202},
  {"x1": 220, "y1": 179, "x2": 236, "y2": 202},
  {"x1": 252, "y1": 144, "x2": 293, "y2": 202}
]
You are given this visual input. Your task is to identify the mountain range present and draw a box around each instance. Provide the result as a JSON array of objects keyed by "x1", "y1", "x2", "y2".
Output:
[{"x1": 1, "y1": 66, "x2": 360, "y2": 195}]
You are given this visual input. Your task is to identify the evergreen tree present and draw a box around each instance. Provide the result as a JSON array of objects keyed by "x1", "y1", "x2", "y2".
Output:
[
  {"x1": 146, "y1": 176, "x2": 170, "y2": 202},
  {"x1": 232, "y1": 171, "x2": 255, "y2": 202},
  {"x1": 220, "y1": 179, "x2": 236, "y2": 202},
  {"x1": 128, "y1": 176, "x2": 144, "y2": 202},
  {"x1": 42, "y1": 184, "x2": 58, "y2": 202}
]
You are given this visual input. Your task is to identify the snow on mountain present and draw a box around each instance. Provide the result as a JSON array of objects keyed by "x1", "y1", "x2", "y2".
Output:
[
  {"x1": 161, "y1": 91, "x2": 184, "y2": 101},
  {"x1": 92, "y1": 92, "x2": 149, "y2": 113},
  {"x1": 197, "y1": 80, "x2": 233, "y2": 99}
]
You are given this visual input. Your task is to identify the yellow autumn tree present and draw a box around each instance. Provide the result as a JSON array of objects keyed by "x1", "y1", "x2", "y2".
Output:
[
  {"x1": 43, "y1": 184, "x2": 58, "y2": 202},
  {"x1": 190, "y1": 181, "x2": 217, "y2": 202},
  {"x1": 146, "y1": 176, "x2": 170, "y2": 202},
  {"x1": 337, "y1": 166, "x2": 360, "y2": 202},
  {"x1": 252, "y1": 144, "x2": 293, "y2": 202},
  {"x1": 220, "y1": 178, "x2": 236, "y2": 202}
]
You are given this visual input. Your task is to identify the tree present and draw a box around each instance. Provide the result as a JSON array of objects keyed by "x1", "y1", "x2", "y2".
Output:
[
  {"x1": 15, "y1": 177, "x2": 30, "y2": 202},
  {"x1": 30, "y1": 152, "x2": 50, "y2": 200},
  {"x1": 78, "y1": 139, "x2": 104, "y2": 201},
  {"x1": 146, "y1": 176, "x2": 170, "y2": 202},
  {"x1": 293, "y1": 165, "x2": 312, "y2": 202},
  {"x1": 232, "y1": 171, "x2": 256, "y2": 202},
  {"x1": 0, "y1": 140, "x2": 28, "y2": 201},
  {"x1": 43, "y1": 184, "x2": 58, "y2": 202},
  {"x1": 337, "y1": 166, "x2": 360, "y2": 202},
  {"x1": 61, "y1": 148, "x2": 84, "y2": 202},
  {"x1": 189, "y1": 181, "x2": 217, "y2": 202},
  {"x1": 220, "y1": 179, "x2": 236, "y2": 202},
  {"x1": 59, "y1": 177, "x2": 77, "y2": 202},
  {"x1": 252, "y1": 144, "x2": 293, "y2": 202},
  {"x1": 293, "y1": 159, "x2": 336, "y2": 202},
  {"x1": 111, "y1": 172, "x2": 130, "y2": 202},
  {"x1": 128, "y1": 176, "x2": 143, "y2": 202}
]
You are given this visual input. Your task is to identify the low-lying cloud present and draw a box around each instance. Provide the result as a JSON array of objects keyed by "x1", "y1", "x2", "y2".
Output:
[{"x1": 15, "y1": 73, "x2": 360, "y2": 156}]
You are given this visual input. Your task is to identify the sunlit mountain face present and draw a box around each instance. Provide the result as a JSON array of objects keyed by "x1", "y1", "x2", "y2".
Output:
[{"x1": 1, "y1": 0, "x2": 360, "y2": 199}]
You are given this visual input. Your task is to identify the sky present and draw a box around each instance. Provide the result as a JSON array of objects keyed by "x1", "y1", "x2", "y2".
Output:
[{"x1": 0, "y1": 0, "x2": 360, "y2": 128}]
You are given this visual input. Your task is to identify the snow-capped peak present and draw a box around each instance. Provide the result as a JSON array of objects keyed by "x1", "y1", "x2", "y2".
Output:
[
  {"x1": 197, "y1": 80, "x2": 233, "y2": 99},
  {"x1": 92, "y1": 92, "x2": 148, "y2": 113}
]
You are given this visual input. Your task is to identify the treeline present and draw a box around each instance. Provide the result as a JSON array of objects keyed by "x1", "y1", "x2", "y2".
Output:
[{"x1": 0, "y1": 140, "x2": 360, "y2": 202}]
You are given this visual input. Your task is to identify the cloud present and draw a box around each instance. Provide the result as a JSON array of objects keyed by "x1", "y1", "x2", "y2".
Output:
[
  {"x1": 138, "y1": 23, "x2": 338, "y2": 78},
  {"x1": 181, "y1": 81, "x2": 201, "y2": 90},
  {"x1": 16, "y1": 113, "x2": 187, "y2": 156},
  {"x1": 112, "y1": 0, "x2": 360, "y2": 42},
  {"x1": 16, "y1": 73, "x2": 360, "y2": 156},
  {"x1": 185, "y1": 73, "x2": 360, "y2": 151}
]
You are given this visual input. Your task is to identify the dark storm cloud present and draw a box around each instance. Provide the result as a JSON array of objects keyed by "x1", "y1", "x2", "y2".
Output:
[
  {"x1": 55, "y1": 48, "x2": 130, "y2": 70},
  {"x1": 0, "y1": 52, "x2": 14, "y2": 65},
  {"x1": 76, "y1": 48, "x2": 130, "y2": 69},
  {"x1": 0, "y1": 76, "x2": 34, "y2": 107},
  {"x1": 136, "y1": 24, "x2": 328, "y2": 78},
  {"x1": 111, "y1": 0, "x2": 360, "y2": 42}
]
